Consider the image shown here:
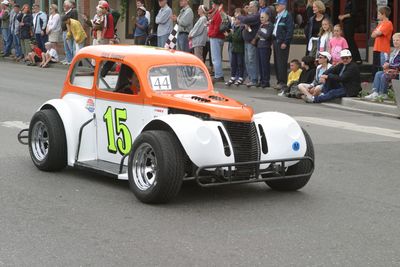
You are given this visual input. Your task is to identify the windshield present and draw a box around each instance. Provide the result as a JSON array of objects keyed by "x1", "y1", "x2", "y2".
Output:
[{"x1": 148, "y1": 65, "x2": 209, "y2": 91}]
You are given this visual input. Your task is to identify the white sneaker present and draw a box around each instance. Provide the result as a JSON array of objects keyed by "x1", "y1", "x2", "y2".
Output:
[
  {"x1": 277, "y1": 91, "x2": 285, "y2": 97},
  {"x1": 364, "y1": 91, "x2": 378, "y2": 100}
]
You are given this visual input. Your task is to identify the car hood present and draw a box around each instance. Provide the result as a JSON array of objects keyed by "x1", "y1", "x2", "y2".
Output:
[{"x1": 147, "y1": 91, "x2": 254, "y2": 122}]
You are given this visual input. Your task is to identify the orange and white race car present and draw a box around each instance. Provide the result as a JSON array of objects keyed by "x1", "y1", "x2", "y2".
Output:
[{"x1": 18, "y1": 45, "x2": 314, "y2": 203}]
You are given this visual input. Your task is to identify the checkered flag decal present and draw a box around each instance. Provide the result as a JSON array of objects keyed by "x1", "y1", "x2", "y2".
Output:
[{"x1": 164, "y1": 25, "x2": 179, "y2": 50}]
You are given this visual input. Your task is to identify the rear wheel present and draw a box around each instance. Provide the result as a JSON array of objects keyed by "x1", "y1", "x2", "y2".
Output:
[
  {"x1": 265, "y1": 129, "x2": 314, "y2": 191},
  {"x1": 28, "y1": 109, "x2": 67, "y2": 171},
  {"x1": 128, "y1": 131, "x2": 184, "y2": 203}
]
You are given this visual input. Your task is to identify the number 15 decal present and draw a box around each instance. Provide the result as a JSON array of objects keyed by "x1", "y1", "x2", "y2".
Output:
[{"x1": 103, "y1": 106, "x2": 132, "y2": 155}]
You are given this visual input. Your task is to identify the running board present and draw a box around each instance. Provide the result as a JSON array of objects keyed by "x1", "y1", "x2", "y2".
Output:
[{"x1": 74, "y1": 160, "x2": 128, "y2": 180}]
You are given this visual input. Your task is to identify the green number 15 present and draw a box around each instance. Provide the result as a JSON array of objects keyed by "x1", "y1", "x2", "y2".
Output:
[{"x1": 103, "y1": 106, "x2": 132, "y2": 155}]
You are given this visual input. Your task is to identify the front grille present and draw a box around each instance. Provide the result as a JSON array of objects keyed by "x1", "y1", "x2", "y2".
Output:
[{"x1": 222, "y1": 121, "x2": 260, "y2": 177}]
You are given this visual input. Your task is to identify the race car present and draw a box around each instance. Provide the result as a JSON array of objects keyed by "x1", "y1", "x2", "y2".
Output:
[{"x1": 18, "y1": 45, "x2": 314, "y2": 203}]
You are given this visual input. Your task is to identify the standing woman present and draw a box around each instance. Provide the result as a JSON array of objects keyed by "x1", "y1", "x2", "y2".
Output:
[
  {"x1": 189, "y1": 5, "x2": 208, "y2": 60},
  {"x1": 304, "y1": 0, "x2": 327, "y2": 57},
  {"x1": 46, "y1": 4, "x2": 62, "y2": 46},
  {"x1": 18, "y1": 4, "x2": 32, "y2": 61},
  {"x1": 338, "y1": 0, "x2": 361, "y2": 63}
]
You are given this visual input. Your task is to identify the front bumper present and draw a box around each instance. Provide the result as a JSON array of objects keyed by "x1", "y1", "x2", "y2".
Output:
[{"x1": 190, "y1": 156, "x2": 314, "y2": 187}]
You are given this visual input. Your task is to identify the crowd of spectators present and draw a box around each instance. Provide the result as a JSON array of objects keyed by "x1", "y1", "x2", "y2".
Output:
[{"x1": 1, "y1": 0, "x2": 399, "y2": 103}]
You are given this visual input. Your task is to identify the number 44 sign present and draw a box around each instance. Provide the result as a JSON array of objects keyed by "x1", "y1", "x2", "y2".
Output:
[{"x1": 150, "y1": 76, "x2": 172, "y2": 91}]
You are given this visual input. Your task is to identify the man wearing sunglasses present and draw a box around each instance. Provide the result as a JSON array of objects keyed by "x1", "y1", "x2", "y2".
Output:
[{"x1": 304, "y1": 49, "x2": 361, "y2": 103}]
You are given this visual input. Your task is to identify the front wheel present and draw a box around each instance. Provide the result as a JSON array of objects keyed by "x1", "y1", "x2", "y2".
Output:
[
  {"x1": 127, "y1": 131, "x2": 184, "y2": 204},
  {"x1": 265, "y1": 128, "x2": 314, "y2": 191},
  {"x1": 28, "y1": 109, "x2": 67, "y2": 171}
]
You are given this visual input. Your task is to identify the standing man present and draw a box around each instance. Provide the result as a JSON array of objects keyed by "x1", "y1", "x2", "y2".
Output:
[
  {"x1": 137, "y1": 1, "x2": 150, "y2": 27},
  {"x1": 208, "y1": 0, "x2": 225, "y2": 83},
  {"x1": 32, "y1": 4, "x2": 47, "y2": 52},
  {"x1": 238, "y1": 1, "x2": 260, "y2": 87},
  {"x1": 10, "y1": 3, "x2": 22, "y2": 60},
  {"x1": 155, "y1": 0, "x2": 173, "y2": 48},
  {"x1": 172, "y1": 0, "x2": 193, "y2": 52},
  {"x1": 60, "y1": 0, "x2": 77, "y2": 64},
  {"x1": 272, "y1": 0, "x2": 294, "y2": 89},
  {"x1": 0, "y1": 0, "x2": 11, "y2": 56}
]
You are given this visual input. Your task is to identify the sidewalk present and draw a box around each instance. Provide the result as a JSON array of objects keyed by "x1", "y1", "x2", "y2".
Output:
[{"x1": 1, "y1": 56, "x2": 399, "y2": 118}]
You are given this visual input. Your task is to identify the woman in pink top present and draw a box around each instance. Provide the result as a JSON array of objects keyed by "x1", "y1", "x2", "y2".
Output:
[{"x1": 329, "y1": 24, "x2": 348, "y2": 65}]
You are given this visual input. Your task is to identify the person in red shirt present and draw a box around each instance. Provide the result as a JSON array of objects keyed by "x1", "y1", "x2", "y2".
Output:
[
  {"x1": 371, "y1": 6, "x2": 393, "y2": 75},
  {"x1": 207, "y1": 0, "x2": 226, "y2": 83},
  {"x1": 26, "y1": 40, "x2": 43, "y2": 66}
]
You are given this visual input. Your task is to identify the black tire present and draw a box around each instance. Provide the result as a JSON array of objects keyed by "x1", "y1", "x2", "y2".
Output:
[
  {"x1": 265, "y1": 128, "x2": 314, "y2": 191},
  {"x1": 127, "y1": 131, "x2": 184, "y2": 204},
  {"x1": 28, "y1": 109, "x2": 67, "y2": 171}
]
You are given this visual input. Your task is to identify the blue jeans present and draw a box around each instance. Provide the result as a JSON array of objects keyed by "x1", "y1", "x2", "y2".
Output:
[
  {"x1": 157, "y1": 34, "x2": 169, "y2": 48},
  {"x1": 210, "y1": 38, "x2": 224, "y2": 79},
  {"x1": 230, "y1": 51, "x2": 244, "y2": 79},
  {"x1": 372, "y1": 71, "x2": 389, "y2": 94},
  {"x1": 244, "y1": 42, "x2": 259, "y2": 83},
  {"x1": 12, "y1": 33, "x2": 22, "y2": 58},
  {"x1": 35, "y1": 33, "x2": 47, "y2": 52},
  {"x1": 63, "y1": 31, "x2": 74, "y2": 63},
  {"x1": 258, "y1": 47, "x2": 272, "y2": 86},
  {"x1": 177, "y1": 32, "x2": 189, "y2": 52},
  {"x1": 314, "y1": 82, "x2": 346, "y2": 103},
  {"x1": 1, "y1": 28, "x2": 11, "y2": 54}
]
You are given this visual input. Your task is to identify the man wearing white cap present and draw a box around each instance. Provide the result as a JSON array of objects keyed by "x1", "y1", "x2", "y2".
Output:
[{"x1": 304, "y1": 49, "x2": 361, "y2": 103}]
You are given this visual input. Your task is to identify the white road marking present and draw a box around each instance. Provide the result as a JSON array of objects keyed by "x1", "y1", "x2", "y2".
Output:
[
  {"x1": 0, "y1": 121, "x2": 29, "y2": 130},
  {"x1": 295, "y1": 116, "x2": 400, "y2": 139}
]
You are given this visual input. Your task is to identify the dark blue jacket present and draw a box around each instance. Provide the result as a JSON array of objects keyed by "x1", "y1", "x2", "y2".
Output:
[
  {"x1": 256, "y1": 22, "x2": 273, "y2": 48},
  {"x1": 238, "y1": 13, "x2": 260, "y2": 43},
  {"x1": 273, "y1": 9, "x2": 294, "y2": 45},
  {"x1": 17, "y1": 13, "x2": 32, "y2": 40}
]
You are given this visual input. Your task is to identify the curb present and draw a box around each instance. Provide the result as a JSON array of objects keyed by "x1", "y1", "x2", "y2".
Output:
[{"x1": 321, "y1": 98, "x2": 399, "y2": 118}]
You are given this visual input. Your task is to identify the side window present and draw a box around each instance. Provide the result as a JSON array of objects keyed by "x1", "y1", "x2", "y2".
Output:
[
  {"x1": 70, "y1": 58, "x2": 96, "y2": 89},
  {"x1": 98, "y1": 61, "x2": 140, "y2": 95}
]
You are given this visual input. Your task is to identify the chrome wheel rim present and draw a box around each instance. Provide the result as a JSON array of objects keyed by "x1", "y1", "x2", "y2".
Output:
[
  {"x1": 31, "y1": 121, "x2": 49, "y2": 161},
  {"x1": 132, "y1": 143, "x2": 158, "y2": 191}
]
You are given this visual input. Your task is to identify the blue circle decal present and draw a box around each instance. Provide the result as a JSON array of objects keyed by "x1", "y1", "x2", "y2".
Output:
[{"x1": 292, "y1": 141, "x2": 300, "y2": 151}]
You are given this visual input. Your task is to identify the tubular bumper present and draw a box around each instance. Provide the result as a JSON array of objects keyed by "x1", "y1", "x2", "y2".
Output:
[{"x1": 193, "y1": 156, "x2": 314, "y2": 187}]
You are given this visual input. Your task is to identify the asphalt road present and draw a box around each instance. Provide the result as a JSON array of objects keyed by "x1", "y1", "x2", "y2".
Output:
[{"x1": 1, "y1": 60, "x2": 400, "y2": 266}]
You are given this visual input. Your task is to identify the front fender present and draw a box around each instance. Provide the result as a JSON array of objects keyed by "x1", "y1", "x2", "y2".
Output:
[
  {"x1": 253, "y1": 112, "x2": 307, "y2": 168},
  {"x1": 141, "y1": 114, "x2": 235, "y2": 168},
  {"x1": 38, "y1": 95, "x2": 96, "y2": 166}
]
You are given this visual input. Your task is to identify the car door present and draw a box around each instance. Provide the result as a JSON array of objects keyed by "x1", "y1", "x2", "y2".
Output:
[{"x1": 95, "y1": 60, "x2": 145, "y2": 164}]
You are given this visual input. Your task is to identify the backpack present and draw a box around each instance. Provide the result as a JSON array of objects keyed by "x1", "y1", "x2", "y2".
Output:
[
  {"x1": 219, "y1": 11, "x2": 230, "y2": 33},
  {"x1": 110, "y1": 8, "x2": 120, "y2": 30}
]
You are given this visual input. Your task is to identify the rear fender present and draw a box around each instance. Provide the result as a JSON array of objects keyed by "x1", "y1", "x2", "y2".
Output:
[
  {"x1": 253, "y1": 112, "x2": 307, "y2": 168},
  {"x1": 38, "y1": 95, "x2": 96, "y2": 166},
  {"x1": 140, "y1": 114, "x2": 235, "y2": 168}
]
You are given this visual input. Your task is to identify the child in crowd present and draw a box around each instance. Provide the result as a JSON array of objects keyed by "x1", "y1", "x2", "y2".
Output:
[
  {"x1": 189, "y1": 5, "x2": 209, "y2": 60},
  {"x1": 329, "y1": 24, "x2": 348, "y2": 65},
  {"x1": 255, "y1": 12, "x2": 273, "y2": 88},
  {"x1": 26, "y1": 41, "x2": 42, "y2": 66},
  {"x1": 371, "y1": 6, "x2": 393, "y2": 74},
  {"x1": 224, "y1": 14, "x2": 245, "y2": 86},
  {"x1": 281, "y1": 56, "x2": 316, "y2": 97},
  {"x1": 93, "y1": 5, "x2": 104, "y2": 45},
  {"x1": 318, "y1": 18, "x2": 333, "y2": 54},
  {"x1": 40, "y1": 42, "x2": 59, "y2": 68},
  {"x1": 278, "y1": 59, "x2": 302, "y2": 96}
]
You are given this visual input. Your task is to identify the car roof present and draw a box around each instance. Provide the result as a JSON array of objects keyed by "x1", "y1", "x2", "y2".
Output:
[{"x1": 77, "y1": 45, "x2": 203, "y2": 68}]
